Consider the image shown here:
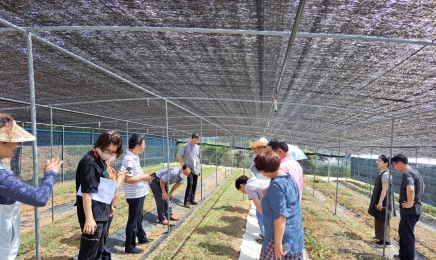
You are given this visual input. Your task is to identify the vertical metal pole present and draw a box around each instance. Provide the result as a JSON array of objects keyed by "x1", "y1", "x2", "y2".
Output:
[
  {"x1": 91, "y1": 128, "x2": 94, "y2": 146},
  {"x1": 224, "y1": 132, "x2": 227, "y2": 178},
  {"x1": 165, "y1": 101, "x2": 170, "y2": 233},
  {"x1": 382, "y1": 118, "x2": 395, "y2": 257},
  {"x1": 215, "y1": 128, "x2": 218, "y2": 186},
  {"x1": 200, "y1": 119, "x2": 203, "y2": 201},
  {"x1": 312, "y1": 148, "x2": 317, "y2": 196},
  {"x1": 243, "y1": 133, "x2": 247, "y2": 176},
  {"x1": 143, "y1": 135, "x2": 147, "y2": 167},
  {"x1": 126, "y1": 121, "x2": 129, "y2": 158},
  {"x1": 62, "y1": 125, "x2": 65, "y2": 184},
  {"x1": 155, "y1": 137, "x2": 158, "y2": 165},
  {"x1": 18, "y1": 122, "x2": 24, "y2": 180},
  {"x1": 334, "y1": 130, "x2": 342, "y2": 215},
  {"x1": 161, "y1": 130, "x2": 164, "y2": 169},
  {"x1": 27, "y1": 32, "x2": 41, "y2": 260},
  {"x1": 231, "y1": 136, "x2": 235, "y2": 172},
  {"x1": 50, "y1": 107, "x2": 54, "y2": 222},
  {"x1": 327, "y1": 149, "x2": 331, "y2": 183},
  {"x1": 345, "y1": 147, "x2": 348, "y2": 181}
]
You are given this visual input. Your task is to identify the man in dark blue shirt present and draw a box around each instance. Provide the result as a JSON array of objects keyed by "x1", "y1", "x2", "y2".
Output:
[{"x1": 391, "y1": 154, "x2": 425, "y2": 260}]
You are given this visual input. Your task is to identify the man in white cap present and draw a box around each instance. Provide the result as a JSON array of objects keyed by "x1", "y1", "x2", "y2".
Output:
[
  {"x1": 0, "y1": 113, "x2": 62, "y2": 259},
  {"x1": 249, "y1": 137, "x2": 269, "y2": 180}
]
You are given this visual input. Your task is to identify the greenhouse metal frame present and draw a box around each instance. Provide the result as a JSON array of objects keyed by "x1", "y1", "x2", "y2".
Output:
[{"x1": 1, "y1": 1, "x2": 436, "y2": 259}]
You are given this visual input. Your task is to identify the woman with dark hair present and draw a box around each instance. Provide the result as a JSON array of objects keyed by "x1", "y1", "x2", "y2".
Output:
[
  {"x1": 0, "y1": 113, "x2": 62, "y2": 259},
  {"x1": 75, "y1": 130, "x2": 124, "y2": 260},
  {"x1": 254, "y1": 150, "x2": 304, "y2": 260},
  {"x1": 101, "y1": 143, "x2": 126, "y2": 260},
  {"x1": 368, "y1": 154, "x2": 396, "y2": 248}
]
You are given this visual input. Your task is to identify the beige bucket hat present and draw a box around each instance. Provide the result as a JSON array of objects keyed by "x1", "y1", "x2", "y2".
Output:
[
  {"x1": 0, "y1": 120, "x2": 36, "y2": 142},
  {"x1": 249, "y1": 137, "x2": 268, "y2": 148}
]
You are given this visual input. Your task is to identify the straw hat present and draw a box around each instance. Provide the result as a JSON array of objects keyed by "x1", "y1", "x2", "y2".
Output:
[
  {"x1": 0, "y1": 120, "x2": 36, "y2": 142},
  {"x1": 249, "y1": 137, "x2": 268, "y2": 148}
]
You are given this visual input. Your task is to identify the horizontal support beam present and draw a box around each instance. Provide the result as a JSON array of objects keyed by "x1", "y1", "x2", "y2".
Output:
[
  {"x1": 50, "y1": 97, "x2": 377, "y2": 115},
  {"x1": 0, "y1": 25, "x2": 435, "y2": 46}
]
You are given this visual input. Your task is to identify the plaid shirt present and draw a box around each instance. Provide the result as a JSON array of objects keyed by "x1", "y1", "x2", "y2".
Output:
[{"x1": 260, "y1": 238, "x2": 304, "y2": 260}]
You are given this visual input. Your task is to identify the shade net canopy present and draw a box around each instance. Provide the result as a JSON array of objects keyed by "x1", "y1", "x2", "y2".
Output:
[{"x1": 1, "y1": 0, "x2": 436, "y2": 156}]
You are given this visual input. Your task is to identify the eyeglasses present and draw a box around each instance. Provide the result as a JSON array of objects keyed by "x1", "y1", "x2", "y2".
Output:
[
  {"x1": 103, "y1": 149, "x2": 118, "y2": 156},
  {"x1": 392, "y1": 161, "x2": 399, "y2": 166},
  {"x1": 255, "y1": 146, "x2": 267, "y2": 149}
]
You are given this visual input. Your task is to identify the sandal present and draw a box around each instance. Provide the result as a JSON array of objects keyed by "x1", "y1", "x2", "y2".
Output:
[{"x1": 255, "y1": 238, "x2": 263, "y2": 244}]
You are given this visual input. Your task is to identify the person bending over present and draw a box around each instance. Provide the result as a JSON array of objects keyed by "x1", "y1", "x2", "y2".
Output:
[
  {"x1": 150, "y1": 165, "x2": 192, "y2": 225},
  {"x1": 235, "y1": 175, "x2": 269, "y2": 243}
]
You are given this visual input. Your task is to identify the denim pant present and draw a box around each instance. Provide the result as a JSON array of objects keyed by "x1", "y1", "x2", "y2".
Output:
[
  {"x1": 125, "y1": 196, "x2": 147, "y2": 250},
  {"x1": 184, "y1": 173, "x2": 198, "y2": 203},
  {"x1": 78, "y1": 220, "x2": 108, "y2": 260},
  {"x1": 398, "y1": 213, "x2": 420, "y2": 260},
  {"x1": 256, "y1": 210, "x2": 264, "y2": 237}
]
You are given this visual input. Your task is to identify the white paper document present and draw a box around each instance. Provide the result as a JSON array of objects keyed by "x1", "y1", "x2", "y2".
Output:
[{"x1": 77, "y1": 178, "x2": 118, "y2": 205}]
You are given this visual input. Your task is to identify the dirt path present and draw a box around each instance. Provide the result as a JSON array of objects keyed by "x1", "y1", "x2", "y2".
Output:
[{"x1": 72, "y1": 167, "x2": 236, "y2": 260}]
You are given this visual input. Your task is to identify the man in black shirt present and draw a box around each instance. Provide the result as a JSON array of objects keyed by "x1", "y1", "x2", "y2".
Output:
[{"x1": 391, "y1": 154, "x2": 425, "y2": 260}]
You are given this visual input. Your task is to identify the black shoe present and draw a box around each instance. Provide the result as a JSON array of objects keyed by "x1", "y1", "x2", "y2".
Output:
[
  {"x1": 138, "y1": 238, "x2": 154, "y2": 244},
  {"x1": 393, "y1": 255, "x2": 401, "y2": 260},
  {"x1": 255, "y1": 237, "x2": 263, "y2": 244},
  {"x1": 189, "y1": 200, "x2": 198, "y2": 205},
  {"x1": 375, "y1": 241, "x2": 391, "y2": 248},
  {"x1": 184, "y1": 202, "x2": 191, "y2": 208},
  {"x1": 125, "y1": 247, "x2": 144, "y2": 254}
]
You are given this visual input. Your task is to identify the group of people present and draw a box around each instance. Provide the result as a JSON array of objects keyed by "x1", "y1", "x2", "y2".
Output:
[
  {"x1": 239, "y1": 136, "x2": 426, "y2": 260},
  {"x1": 0, "y1": 111, "x2": 427, "y2": 260},
  {"x1": 0, "y1": 112, "x2": 202, "y2": 260},
  {"x1": 237, "y1": 137, "x2": 305, "y2": 260},
  {"x1": 75, "y1": 132, "x2": 201, "y2": 259},
  {"x1": 368, "y1": 154, "x2": 425, "y2": 260}
]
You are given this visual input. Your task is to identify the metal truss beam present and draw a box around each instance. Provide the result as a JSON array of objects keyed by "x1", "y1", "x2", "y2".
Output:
[
  {"x1": 0, "y1": 25, "x2": 435, "y2": 46},
  {"x1": 49, "y1": 97, "x2": 377, "y2": 115}
]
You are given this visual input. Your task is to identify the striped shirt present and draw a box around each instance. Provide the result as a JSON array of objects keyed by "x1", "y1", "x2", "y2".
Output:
[{"x1": 122, "y1": 150, "x2": 149, "y2": 199}]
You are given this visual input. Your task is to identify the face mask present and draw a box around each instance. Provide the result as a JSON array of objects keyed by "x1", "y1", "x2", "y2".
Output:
[
  {"x1": 108, "y1": 155, "x2": 116, "y2": 163},
  {"x1": 180, "y1": 173, "x2": 187, "y2": 179},
  {"x1": 96, "y1": 148, "x2": 111, "y2": 161}
]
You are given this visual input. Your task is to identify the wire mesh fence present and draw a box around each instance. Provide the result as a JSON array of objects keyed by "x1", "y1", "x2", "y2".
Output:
[
  {"x1": 352, "y1": 156, "x2": 436, "y2": 208},
  {"x1": 300, "y1": 148, "x2": 436, "y2": 208},
  {"x1": 4, "y1": 125, "x2": 178, "y2": 185},
  {"x1": 3, "y1": 126, "x2": 256, "y2": 186}
]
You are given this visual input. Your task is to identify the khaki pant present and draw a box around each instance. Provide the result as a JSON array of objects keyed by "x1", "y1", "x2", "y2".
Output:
[{"x1": 375, "y1": 218, "x2": 390, "y2": 242}]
